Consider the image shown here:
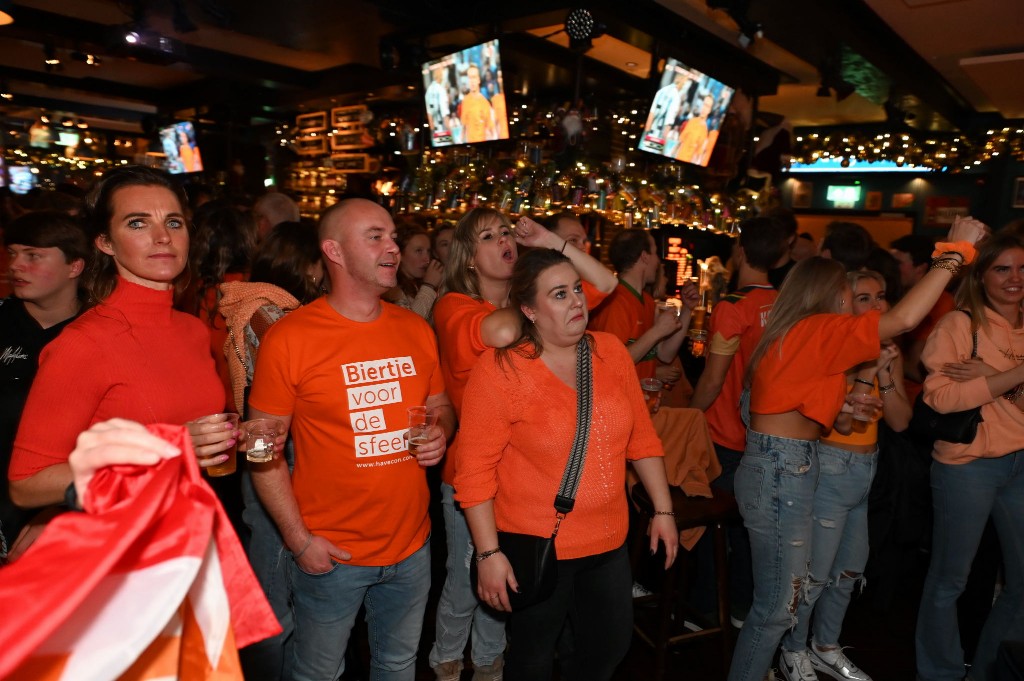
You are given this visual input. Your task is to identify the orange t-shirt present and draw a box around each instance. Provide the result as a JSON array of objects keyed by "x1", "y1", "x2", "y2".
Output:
[
  {"x1": 434, "y1": 282, "x2": 610, "y2": 484},
  {"x1": 454, "y1": 332, "x2": 664, "y2": 559},
  {"x1": 750, "y1": 310, "x2": 881, "y2": 428},
  {"x1": 588, "y1": 281, "x2": 657, "y2": 380},
  {"x1": 248, "y1": 298, "x2": 445, "y2": 566},
  {"x1": 704, "y1": 285, "x2": 776, "y2": 451},
  {"x1": 676, "y1": 117, "x2": 709, "y2": 164},
  {"x1": 460, "y1": 92, "x2": 493, "y2": 143}
]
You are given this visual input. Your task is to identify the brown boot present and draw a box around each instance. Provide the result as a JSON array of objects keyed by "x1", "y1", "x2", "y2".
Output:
[
  {"x1": 472, "y1": 654, "x2": 504, "y2": 681},
  {"x1": 433, "y1": 659, "x2": 463, "y2": 681}
]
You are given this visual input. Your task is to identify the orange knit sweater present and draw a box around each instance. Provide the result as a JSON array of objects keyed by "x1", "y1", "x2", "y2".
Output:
[{"x1": 454, "y1": 332, "x2": 664, "y2": 560}]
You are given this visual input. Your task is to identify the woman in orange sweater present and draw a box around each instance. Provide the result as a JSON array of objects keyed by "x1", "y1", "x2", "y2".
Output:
[
  {"x1": 728, "y1": 216, "x2": 985, "y2": 681},
  {"x1": 429, "y1": 209, "x2": 615, "y2": 681},
  {"x1": 455, "y1": 248, "x2": 678, "y2": 681},
  {"x1": 916, "y1": 231, "x2": 1024, "y2": 681}
]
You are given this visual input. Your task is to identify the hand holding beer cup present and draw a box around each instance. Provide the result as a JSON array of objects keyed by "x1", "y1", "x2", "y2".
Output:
[{"x1": 407, "y1": 407, "x2": 444, "y2": 467}]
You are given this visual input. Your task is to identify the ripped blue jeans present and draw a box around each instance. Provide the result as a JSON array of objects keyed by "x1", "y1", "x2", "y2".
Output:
[
  {"x1": 727, "y1": 430, "x2": 819, "y2": 681},
  {"x1": 781, "y1": 443, "x2": 876, "y2": 652}
]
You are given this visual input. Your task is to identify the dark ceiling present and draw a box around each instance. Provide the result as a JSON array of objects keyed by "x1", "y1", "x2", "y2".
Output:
[{"x1": 0, "y1": 0, "x2": 1006, "y2": 137}]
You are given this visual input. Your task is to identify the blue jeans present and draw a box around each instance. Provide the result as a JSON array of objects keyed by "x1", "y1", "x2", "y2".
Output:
[
  {"x1": 239, "y1": 442, "x2": 295, "y2": 681},
  {"x1": 728, "y1": 430, "x2": 819, "y2": 681},
  {"x1": 916, "y1": 452, "x2": 1024, "y2": 681},
  {"x1": 428, "y1": 483, "x2": 506, "y2": 669},
  {"x1": 289, "y1": 540, "x2": 432, "y2": 681},
  {"x1": 782, "y1": 444, "x2": 876, "y2": 652}
]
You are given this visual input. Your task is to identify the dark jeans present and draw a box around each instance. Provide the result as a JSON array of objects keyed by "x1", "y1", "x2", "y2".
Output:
[
  {"x1": 693, "y1": 443, "x2": 753, "y2": 620},
  {"x1": 506, "y1": 544, "x2": 633, "y2": 681}
]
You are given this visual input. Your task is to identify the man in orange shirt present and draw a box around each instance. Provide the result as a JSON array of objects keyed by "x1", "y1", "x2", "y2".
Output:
[
  {"x1": 247, "y1": 198, "x2": 456, "y2": 681},
  {"x1": 459, "y1": 65, "x2": 495, "y2": 143},
  {"x1": 589, "y1": 229, "x2": 686, "y2": 380},
  {"x1": 688, "y1": 216, "x2": 789, "y2": 625}
]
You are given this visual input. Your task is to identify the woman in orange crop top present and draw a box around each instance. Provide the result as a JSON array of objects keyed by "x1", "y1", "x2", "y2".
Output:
[
  {"x1": 429, "y1": 209, "x2": 616, "y2": 680},
  {"x1": 727, "y1": 215, "x2": 986, "y2": 681},
  {"x1": 776, "y1": 270, "x2": 911, "y2": 681},
  {"x1": 456, "y1": 248, "x2": 677, "y2": 680}
]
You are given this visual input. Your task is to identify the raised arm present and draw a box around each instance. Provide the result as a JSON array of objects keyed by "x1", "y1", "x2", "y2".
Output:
[
  {"x1": 513, "y1": 216, "x2": 617, "y2": 294},
  {"x1": 878, "y1": 216, "x2": 986, "y2": 341}
]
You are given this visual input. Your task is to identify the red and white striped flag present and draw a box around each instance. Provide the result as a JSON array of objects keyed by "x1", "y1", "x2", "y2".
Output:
[{"x1": 0, "y1": 424, "x2": 281, "y2": 680}]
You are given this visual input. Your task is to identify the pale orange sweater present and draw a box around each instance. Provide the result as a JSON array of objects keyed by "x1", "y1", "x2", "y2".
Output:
[
  {"x1": 454, "y1": 332, "x2": 664, "y2": 560},
  {"x1": 922, "y1": 307, "x2": 1024, "y2": 464}
]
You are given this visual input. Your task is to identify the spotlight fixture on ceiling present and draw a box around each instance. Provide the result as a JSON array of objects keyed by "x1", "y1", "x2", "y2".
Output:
[
  {"x1": 0, "y1": 0, "x2": 14, "y2": 26},
  {"x1": 43, "y1": 44, "x2": 62, "y2": 71},
  {"x1": 0, "y1": 80, "x2": 12, "y2": 100},
  {"x1": 706, "y1": 0, "x2": 762, "y2": 49},
  {"x1": 564, "y1": 8, "x2": 605, "y2": 52},
  {"x1": 71, "y1": 51, "x2": 102, "y2": 66},
  {"x1": 172, "y1": 0, "x2": 198, "y2": 33}
]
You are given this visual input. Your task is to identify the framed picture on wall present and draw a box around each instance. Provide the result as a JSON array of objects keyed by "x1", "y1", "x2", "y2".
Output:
[
  {"x1": 892, "y1": 193, "x2": 914, "y2": 209},
  {"x1": 791, "y1": 181, "x2": 813, "y2": 209},
  {"x1": 865, "y1": 191, "x2": 882, "y2": 211},
  {"x1": 1014, "y1": 178, "x2": 1024, "y2": 208}
]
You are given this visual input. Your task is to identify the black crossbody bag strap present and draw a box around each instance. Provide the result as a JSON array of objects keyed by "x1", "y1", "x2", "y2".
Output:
[{"x1": 552, "y1": 336, "x2": 594, "y2": 530}]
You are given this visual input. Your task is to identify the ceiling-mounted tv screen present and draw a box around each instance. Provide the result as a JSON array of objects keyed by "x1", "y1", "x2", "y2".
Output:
[
  {"x1": 158, "y1": 121, "x2": 204, "y2": 174},
  {"x1": 421, "y1": 38, "x2": 509, "y2": 147},
  {"x1": 637, "y1": 57, "x2": 735, "y2": 167}
]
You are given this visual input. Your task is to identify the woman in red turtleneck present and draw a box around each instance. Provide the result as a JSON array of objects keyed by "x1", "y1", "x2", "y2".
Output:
[{"x1": 9, "y1": 166, "x2": 236, "y2": 517}]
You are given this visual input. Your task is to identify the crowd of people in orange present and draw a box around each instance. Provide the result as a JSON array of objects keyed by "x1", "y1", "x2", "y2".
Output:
[{"x1": 1, "y1": 167, "x2": 1022, "y2": 681}]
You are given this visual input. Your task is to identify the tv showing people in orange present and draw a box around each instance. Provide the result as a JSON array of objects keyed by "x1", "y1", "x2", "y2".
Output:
[
  {"x1": 637, "y1": 58, "x2": 734, "y2": 167},
  {"x1": 421, "y1": 39, "x2": 510, "y2": 147},
  {"x1": 159, "y1": 121, "x2": 204, "y2": 174}
]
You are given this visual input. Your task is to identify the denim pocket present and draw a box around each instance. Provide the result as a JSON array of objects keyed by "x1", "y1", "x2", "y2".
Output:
[
  {"x1": 735, "y1": 461, "x2": 766, "y2": 511},
  {"x1": 779, "y1": 449, "x2": 814, "y2": 477},
  {"x1": 817, "y1": 450, "x2": 849, "y2": 476},
  {"x1": 294, "y1": 560, "x2": 341, "y2": 578}
]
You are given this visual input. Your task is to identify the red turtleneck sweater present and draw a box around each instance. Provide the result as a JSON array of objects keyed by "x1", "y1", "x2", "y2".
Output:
[{"x1": 9, "y1": 278, "x2": 225, "y2": 480}]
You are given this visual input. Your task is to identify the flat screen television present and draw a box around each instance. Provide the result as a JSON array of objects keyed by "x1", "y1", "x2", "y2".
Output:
[
  {"x1": 421, "y1": 38, "x2": 510, "y2": 147},
  {"x1": 9, "y1": 166, "x2": 37, "y2": 195},
  {"x1": 637, "y1": 57, "x2": 735, "y2": 167},
  {"x1": 58, "y1": 131, "x2": 80, "y2": 149},
  {"x1": 158, "y1": 121, "x2": 204, "y2": 174}
]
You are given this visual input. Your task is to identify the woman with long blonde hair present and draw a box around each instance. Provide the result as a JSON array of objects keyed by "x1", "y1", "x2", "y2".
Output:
[{"x1": 729, "y1": 216, "x2": 985, "y2": 681}]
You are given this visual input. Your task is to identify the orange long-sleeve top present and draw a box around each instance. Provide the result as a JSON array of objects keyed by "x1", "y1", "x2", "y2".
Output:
[
  {"x1": 454, "y1": 332, "x2": 664, "y2": 560},
  {"x1": 922, "y1": 307, "x2": 1024, "y2": 464},
  {"x1": 434, "y1": 282, "x2": 610, "y2": 486}
]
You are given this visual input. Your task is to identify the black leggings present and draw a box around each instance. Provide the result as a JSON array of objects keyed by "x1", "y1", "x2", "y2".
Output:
[{"x1": 506, "y1": 544, "x2": 633, "y2": 681}]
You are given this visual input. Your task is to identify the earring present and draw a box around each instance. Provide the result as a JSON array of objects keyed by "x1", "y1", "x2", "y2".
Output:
[{"x1": 468, "y1": 264, "x2": 476, "y2": 271}]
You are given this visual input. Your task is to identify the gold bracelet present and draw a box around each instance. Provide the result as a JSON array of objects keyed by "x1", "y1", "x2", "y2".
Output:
[{"x1": 930, "y1": 258, "x2": 961, "y2": 277}]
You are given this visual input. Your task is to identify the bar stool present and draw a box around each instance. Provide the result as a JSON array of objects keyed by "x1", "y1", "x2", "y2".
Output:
[{"x1": 630, "y1": 482, "x2": 741, "y2": 680}]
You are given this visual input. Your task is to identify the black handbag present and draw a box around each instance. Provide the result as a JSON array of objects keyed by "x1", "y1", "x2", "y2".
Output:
[
  {"x1": 475, "y1": 336, "x2": 594, "y2": 611},
  {"x1": 909, "y1": 312, "x2": 983, "y2": 445}
]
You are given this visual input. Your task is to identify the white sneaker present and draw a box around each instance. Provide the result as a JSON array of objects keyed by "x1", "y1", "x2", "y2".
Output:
[
  {"x1": 808, "y1": 644, "x2": 872, "y2": 681},
  {"x1": 780, "y1": 649, "x2": 819, "y2": 681},
  {"x1": 631, "y1": 581, "x2": 653, "y2": 598}
]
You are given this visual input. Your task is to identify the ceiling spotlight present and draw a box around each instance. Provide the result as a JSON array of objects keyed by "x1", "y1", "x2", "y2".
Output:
[
  {"x1": 125, "y1": 31, "x2": 141, "y2": 44},
  {"x1": 44, "y1": 44, "x2": 62, "y2": 71},
  {"x1": 172, "y1": 0, "x2": 198, "y2": 33},
  {"x1": 0, "y1": 0, "x2": 12, "y2": 26},
  {"x1": 40, "y1": 114, "x2": 49, "y2": 123},
  {"x1": 0, "y1": 91, "x2": 12, "y2": 101},
  {"x1": 62, "y1": 118, "x2": 75, "y2": 127},
  {"x1": 71, "y1": 51, "x2": 103, "y2": 67},
  {"x1": 77, "y1": 120, "x2": 88, "y2": 129},
  {"x1": 565, "y1": 8, "x2": 604, "y2": 52}
]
